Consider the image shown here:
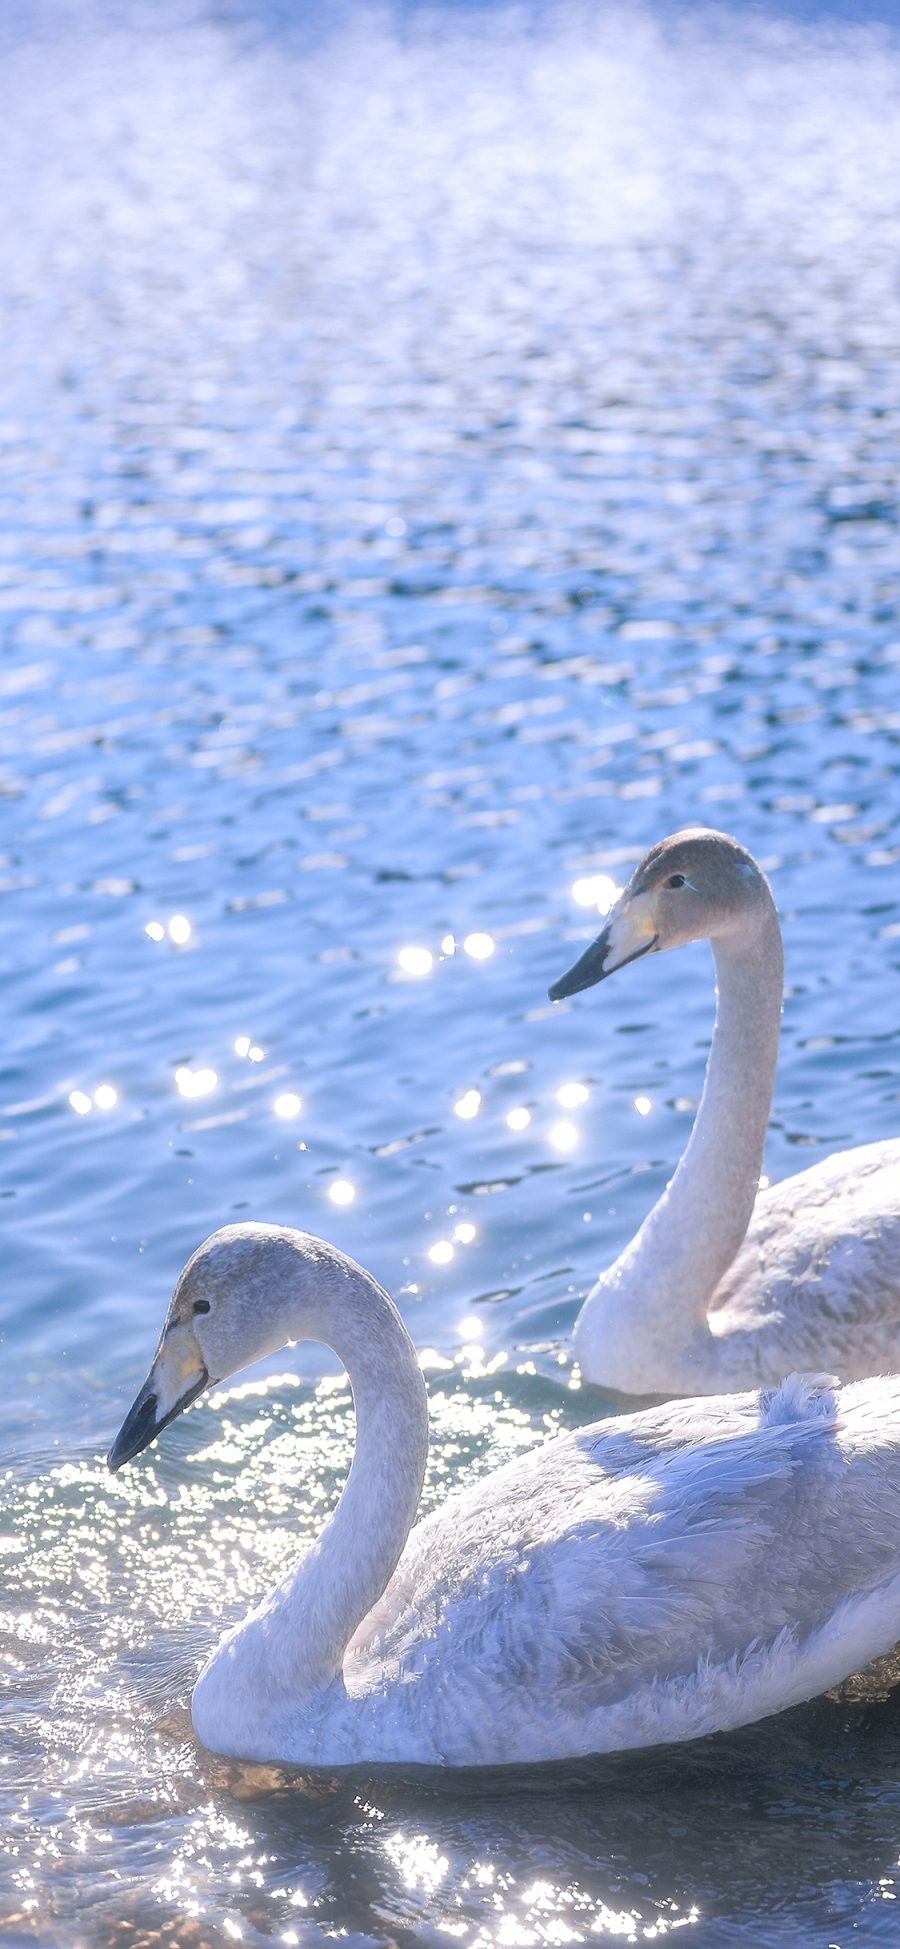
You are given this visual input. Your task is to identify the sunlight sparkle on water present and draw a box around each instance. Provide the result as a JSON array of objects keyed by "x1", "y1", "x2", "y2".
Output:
[
  {"x1": 428, "y1": 1239, "x2": 454, "y2": 1265},
  {"x1": 328, "y1": 1179, "x2": 355, "y2": 1206},
  {"x1": 557, "y1": 1081, "x2": 589, "y2": 1109},
  {"x1": 273, "y1": 1092, "x2": 302, "y2": 1119},
  {"x1": 398, "y1": 945, "x2": 434, "y2": 977},
  {"x1": 93, "y1": 1084, "x2": 118, "y2": 1110},
  {"x1": 462, "y1": 931, "x2": 494, "y2": 960},
  {"x1": 454, "y1": 1088, "x2": 481, "y2": 1120},
  {"x1": 4, "y1": 3, "x2": 900, "y2": 1943},
  {"x1": 385, "y1": 1831, "x2": 449, "y2": 1895},
  {"x1": 454, "y1": 1221, "x2": 476, "y2": 1244},
  {"x1": 175, "y1": 1065, "x2": 218, "y2": 1098},
  {"x1": 549, "y1": 1118, "x2": 579, "y2": 1152},
  {"x1": 572, "y1": 873, "x2": 620, "y2": 913}
]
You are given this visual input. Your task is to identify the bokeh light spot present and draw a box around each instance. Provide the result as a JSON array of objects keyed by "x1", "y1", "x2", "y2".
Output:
[
  {"x1": 572, "y1": 874, "x2": 620, "y2": 913},
  {"x1": 175, "y1": 1066, "x2": 218, "y2": 1098},
  {"x1": 398, "y1": 945, "x2": 433, "y2": 977},
  {"x1": 557, "y1": 1081, "x2": 589, "y2": 1109},
  {"x1": 463, "y1": 931, "x2": 494, "y2": 960}
]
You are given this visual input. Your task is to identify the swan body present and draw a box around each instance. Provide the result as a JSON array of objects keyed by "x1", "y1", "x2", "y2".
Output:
[
  {"x1": 549, "y1": 828, "x2": 900, "y2": 1397},
  {"x1": 110, "y1": 1224, "x2": 900, "y2": 1769}
]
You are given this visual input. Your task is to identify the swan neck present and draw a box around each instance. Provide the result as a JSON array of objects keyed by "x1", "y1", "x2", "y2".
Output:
[
  {"x1": 230, "y1": 1261, "x2": 428, "y2": 1706},
  {"x1": 578, "y1": 898, "x2": 783, "y2": 1390}
]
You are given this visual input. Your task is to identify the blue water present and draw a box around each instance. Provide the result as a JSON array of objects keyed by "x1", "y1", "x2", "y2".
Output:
[{"x1": 2, "y1": 1, "x2": 900, "y2": 1942}]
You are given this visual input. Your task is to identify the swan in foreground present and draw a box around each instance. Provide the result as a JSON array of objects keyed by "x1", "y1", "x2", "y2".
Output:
[
  {"x1": 549, "y1": 827, "x2": 900, "y2": 1397},
  {"x1": 110, "y1": 1222, "x2": 900, "y2": 1769}
]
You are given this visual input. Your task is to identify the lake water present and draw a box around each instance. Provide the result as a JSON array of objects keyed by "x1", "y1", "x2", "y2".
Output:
[{"x1": 2, "y1": 0, "x2": 900, "y2": 1942}]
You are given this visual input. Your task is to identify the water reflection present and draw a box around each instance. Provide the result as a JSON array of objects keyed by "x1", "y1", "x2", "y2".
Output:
[
  {"x1": 463, "y1": 934, "x2": 495, "y2": 962},
  {"x1": 397, "y1": 945, "x2": 434, "y2": 978},
  {"x1": 2, "y1": 0, "x2": 900, "y2": 1940},
  {"x1": 175, "y1": 1066, "x2": 218, "y2": 1099},
  {"x1": 273, "y1": 1091, "x2": 302, "y2": 1120},
  {"x1": 4, "y1": 1369, "x2": 900, "y2": 1943},
  {"x1": 572, "y1": 875, "x2": 621, "y2": 913},
  {"x1": 557, "y1": 1081, "x2": 589, "y2": 1109},
  {"x1": 233, "y1": 1037, "x2": 265, "y2": 1062}
]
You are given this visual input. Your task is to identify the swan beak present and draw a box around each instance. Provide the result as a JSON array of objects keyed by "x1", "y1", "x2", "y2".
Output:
[
  {"x1": 107, "y1": 1327, "x2": 209, "y2": 1471},
  {"x1": 549, "y1": 901, "x2": 659, "y2": 1000}
]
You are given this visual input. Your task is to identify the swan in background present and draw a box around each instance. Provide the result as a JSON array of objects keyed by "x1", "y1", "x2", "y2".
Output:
[
  {"x1": 549, "y1": 828, "x2": 900, "y2": 1397},
  {"x1": 110, "y1": 1223, "x2": 900, "y2": 1769}
]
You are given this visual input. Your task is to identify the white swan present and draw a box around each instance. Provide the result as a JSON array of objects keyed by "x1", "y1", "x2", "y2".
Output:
[
  {"x1": 549, "y1": 827, "x2": 900, "y2": 1397},
  {"x1": 109, "y1": 1222, "x2": 900, "y2": 1769}
]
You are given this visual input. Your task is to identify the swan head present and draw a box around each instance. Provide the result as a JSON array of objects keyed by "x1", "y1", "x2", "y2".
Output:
[
  {"x1": 549, "y1": 828, "x2": 771, "y2": 999},
  {"x1": 107, "y1": 1223, "x2": 337, "y2": 1471}
]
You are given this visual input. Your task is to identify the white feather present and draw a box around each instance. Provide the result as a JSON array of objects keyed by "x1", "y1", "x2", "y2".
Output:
[
  {"x1": 110, "y1": 1228, "x2": 900, "y2": 1771},
  {"x1": 564, "y1": 829, "x2": 900, "y2": 1395}
]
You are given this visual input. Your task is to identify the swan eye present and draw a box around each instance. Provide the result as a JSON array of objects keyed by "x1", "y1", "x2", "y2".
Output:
[
  {"x1": 666, "y1": 873, "x2": 686, "y2": 889},
  {"x1": 193, "y1": 1298, "x2": 211, "y2": 1315}
]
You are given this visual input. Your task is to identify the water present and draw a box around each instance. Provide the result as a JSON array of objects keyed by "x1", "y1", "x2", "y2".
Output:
[{"x1": 2, "y1": 0, "x2": 900, "y2": 1939}]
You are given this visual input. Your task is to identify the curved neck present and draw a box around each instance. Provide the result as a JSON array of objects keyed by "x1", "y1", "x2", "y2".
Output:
[
  {"x1": 235, "y1": 1255, "x2": 428, "y2": 1706},
  {"x1": 578, "y1": 901, "x2": 784, "y2": 1390}
]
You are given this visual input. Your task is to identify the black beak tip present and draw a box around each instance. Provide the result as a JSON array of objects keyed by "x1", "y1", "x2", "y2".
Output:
[
  {"x1": 107, "y1": 1369, "x2": 209, "y2": 1474},
  {"x1": 106, "y1": 1389, "x2": 159, "y2": 1472},
  {"x1": 107, "y1": 1427, "x2": 134, "y2": 1472},
  {"x1": 548, "y1": 938, "x2": 609, "y2": 1004}
]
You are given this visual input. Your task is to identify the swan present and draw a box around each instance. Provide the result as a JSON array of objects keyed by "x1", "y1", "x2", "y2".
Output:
[
  {"x1": 109, "y1": 1222, "x2": 900, "y2": 1769},
  {"x1": 549, "y1": 827, "x2": 900, "y2": 1397}
]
